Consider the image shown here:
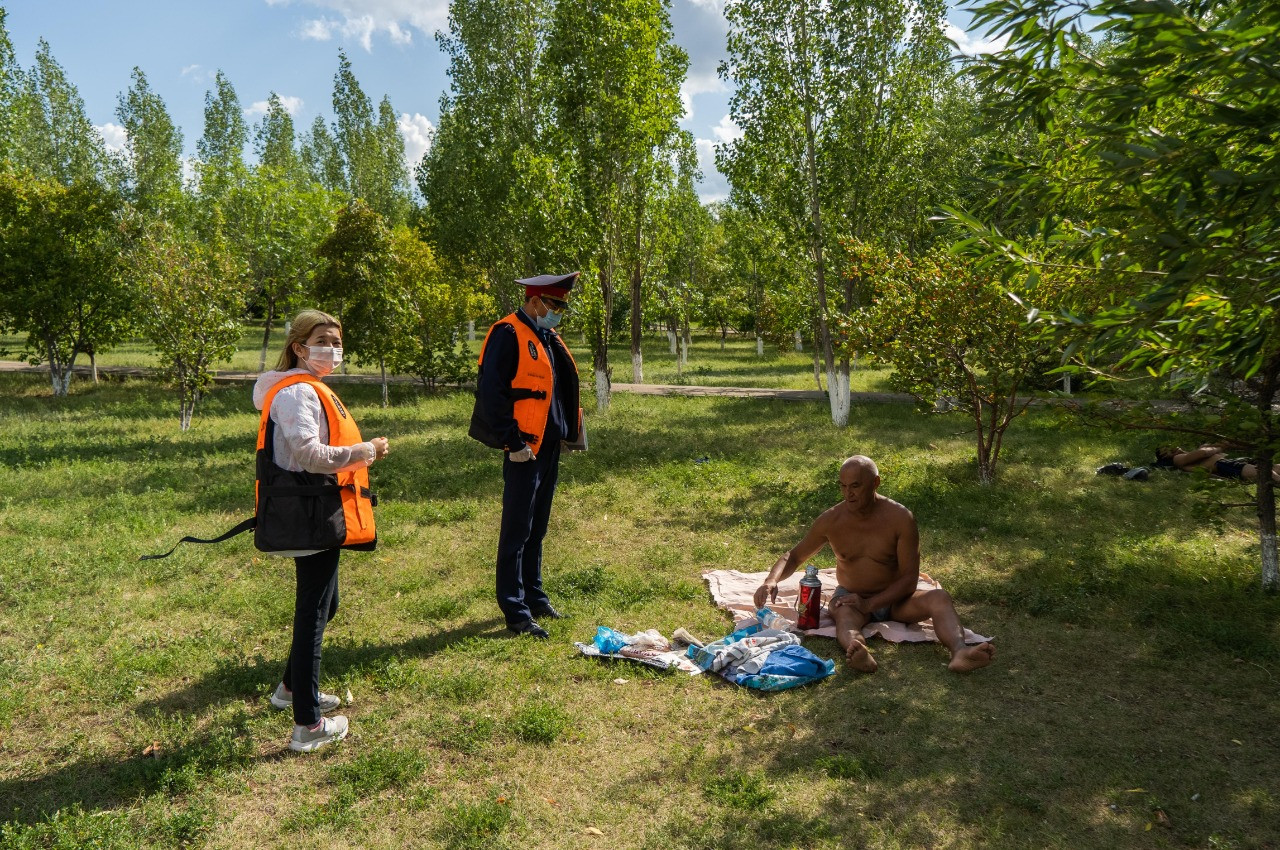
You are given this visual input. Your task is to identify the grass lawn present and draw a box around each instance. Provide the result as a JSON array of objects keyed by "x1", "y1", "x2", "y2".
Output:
[
  {"x1": 1, "y1": 372, "x2": 1277, "y2": 849},
  {"x1": 1, "y1": 323, "x2": 897, "y2": 392}
]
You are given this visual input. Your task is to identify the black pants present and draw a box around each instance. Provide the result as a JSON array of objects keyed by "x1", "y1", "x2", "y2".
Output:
[
  {"x1": 281, "y1": 547, "x2": 340, "y2": 726},
  {"x1": 496, "y1": 442, "x2": 560, "y2": 625}
]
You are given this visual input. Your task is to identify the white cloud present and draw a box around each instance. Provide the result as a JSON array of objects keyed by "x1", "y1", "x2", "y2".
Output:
[
  {"x1": 181, "y1": 63, "x2": 202, "y2": 77},
  {"x1": 300, "y1": 18, "x2": 336, "y2": 40},
  {"x1": 398, "y1": 112, "x2": 434, "y2": 172},
  {"x1": 694, "y1": 136, "x2": 730, "y2": 203},
  {"x1": 711, "y1": 113, "x2": 741, "y2": 144},
  {"x1": 280, "y1": 0, "x2": 452, "y2": 50},
  {"x1": 96, "y1": 122, "x2": 128, "y2": 153},
  {"x1": 946, "y1": 22, "x2": 1008, "y2": 56},
  {"x1": 679, "y1": 69, "x2": 726, "y2": 123},
  {"x1": 685, "y1": 0, "x2": 727, "y2": 14},
  {"x1": 244, "y1": 95, "x2": 305, "y2": 117}
]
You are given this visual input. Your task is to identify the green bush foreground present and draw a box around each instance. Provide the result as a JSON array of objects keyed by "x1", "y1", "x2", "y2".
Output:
[{"x1": 1, "y1": 373, "x2": 1277, "y2": 849}]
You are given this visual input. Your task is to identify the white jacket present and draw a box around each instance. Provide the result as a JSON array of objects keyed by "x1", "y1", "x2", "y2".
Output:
[{"x1": 252, "y1": 368, "x2": 375, "y2": 474}]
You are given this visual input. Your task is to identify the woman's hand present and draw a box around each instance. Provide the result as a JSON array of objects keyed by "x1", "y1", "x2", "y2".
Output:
[{"x1": 371, "y1": 437, "x2": 389, "y2": 461}]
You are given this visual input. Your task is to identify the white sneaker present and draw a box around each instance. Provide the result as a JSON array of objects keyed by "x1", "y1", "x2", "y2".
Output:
[
  {"x1": 270, "y1": 682, "x2": 341, "y2": 714},
  {"x1": 289, "y1": 715, "x2": 349, "y2": 753}
]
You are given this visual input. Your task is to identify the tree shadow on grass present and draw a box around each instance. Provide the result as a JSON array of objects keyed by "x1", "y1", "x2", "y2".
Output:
[{"x1": 0, "y1": 618, "x2": 504, "y2": 824}]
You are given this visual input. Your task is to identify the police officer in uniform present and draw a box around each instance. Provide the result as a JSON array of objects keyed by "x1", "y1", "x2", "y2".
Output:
[{"x1": 469, "y1": 273, "x2": 582, "y2": 638}]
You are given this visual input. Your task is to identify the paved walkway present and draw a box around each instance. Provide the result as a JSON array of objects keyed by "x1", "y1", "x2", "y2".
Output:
[{"x1": 0, "y1": 359, "x2": 920, "y2": 404}]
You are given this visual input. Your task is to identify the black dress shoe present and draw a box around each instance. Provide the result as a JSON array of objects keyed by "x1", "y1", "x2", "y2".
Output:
[
  {"x1": 531, "y1": 604, "x2": 565, "y2": 620},
  {"x1": 507, "y1": 619, "x2": 549, "y2": 639}
]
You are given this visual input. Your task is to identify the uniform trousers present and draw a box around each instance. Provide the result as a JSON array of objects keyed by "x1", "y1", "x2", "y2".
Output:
[
  {"x1": 496, "y1": 441, "x2": 561, "y2": 625},
  {"x1": 282, "y1": 547, "x2": 340, "y2": 726}
]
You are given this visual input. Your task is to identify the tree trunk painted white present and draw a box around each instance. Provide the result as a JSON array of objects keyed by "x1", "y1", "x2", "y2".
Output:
[
  {"x1": 380, "y1": 358, "x2": 389, "y2": 408},
  {"x1": 468, "y1": 320, "x2": 476, "y2": 342},
  {"x1": 90, "y1": 351, "x2": 98, "y2": 384},
  {"x1": 756, "y1": 335, "x2": 764, "y2": 357},
  {"x1": 284, "y1": 321, "x2": 291, "y2": 338},
  {"x1": 680, "y1": 334, "x2": 689, "y2": 366},
  {"x1": 827, "y1": 363, "x2": 850, "y2": 427},
  {"x1": 1261, "y1": 528, "x2": 1278, "y2": 591},
  {"x1": 595, "y1": 366, "x2": 610, "y2": 413},
  {"x1": 667, "y1": 329, "x2": 677, "y2": 354},
  {"x1": 632, "y1": 351, "x2": 642, "y2": 383},
  {"x1": 794, "y1": 330, "x2": 803, "y2": 352},
  {"x1": 1062, "y1": 374, "x2": 1072, "y2": 394}
]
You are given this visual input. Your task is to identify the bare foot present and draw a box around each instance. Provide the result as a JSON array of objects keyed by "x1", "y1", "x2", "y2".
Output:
[
  {"x1": 845, "y1": 641, "x2": 878, "y2": 673},
  {"x1": 948, "y1": 642, "x2": 995, "y2": 673}
]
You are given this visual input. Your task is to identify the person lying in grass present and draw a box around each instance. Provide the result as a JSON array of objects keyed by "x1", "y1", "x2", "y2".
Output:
[
  {"x1": 753, "y1": 455, "x2": 995, "y2": 673},
  {"x1": 1154, "y1": 445, "x2": 1280, "y2": 483}
]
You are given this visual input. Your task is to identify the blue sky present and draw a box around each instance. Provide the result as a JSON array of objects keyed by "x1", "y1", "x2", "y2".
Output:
[{"x1": 3, "y1": 1, "x2": 1005, "y2": 202}]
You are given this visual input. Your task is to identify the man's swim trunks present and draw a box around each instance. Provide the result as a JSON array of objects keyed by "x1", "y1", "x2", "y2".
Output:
[
  {"x1": 830, "y1": 586, "x2": 893, "y2": 622},
  {"x1": 1214, "y1": 457, "x2": 1251, "y2": 479}
]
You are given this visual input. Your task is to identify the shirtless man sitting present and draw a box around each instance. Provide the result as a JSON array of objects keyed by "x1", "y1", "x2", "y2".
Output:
[{"x1": 752, "y1": 455, "x2": 995, "y2": 674}]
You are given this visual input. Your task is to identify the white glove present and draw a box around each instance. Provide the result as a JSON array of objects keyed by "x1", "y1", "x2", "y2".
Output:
[{"x1": 509, "y1": 446, "x2": 535, "y2": 462}]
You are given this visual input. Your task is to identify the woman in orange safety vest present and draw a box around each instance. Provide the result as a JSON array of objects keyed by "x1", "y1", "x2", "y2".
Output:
[{"x1": 252, "y1": 309, "x2": 389, "y2": 753}]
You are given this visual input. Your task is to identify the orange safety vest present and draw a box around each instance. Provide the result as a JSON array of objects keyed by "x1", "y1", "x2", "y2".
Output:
[
  {"x1": 475, "y1": 315, "x2": 578, "y2": 456},
  {"x1": 139, "y1": 373, "x2": 377, "y2": 561},
  {"x1": 254, "y1": 373, "x2": 377, "y2": 552}
]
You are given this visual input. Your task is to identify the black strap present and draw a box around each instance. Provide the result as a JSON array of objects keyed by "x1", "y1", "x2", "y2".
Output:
[
  {"x1": 259, "y1": 484, "x2": 344, "y2": 496},
  {"x1": 139, "y1": 516, "x2": 256, "y2": 561}
]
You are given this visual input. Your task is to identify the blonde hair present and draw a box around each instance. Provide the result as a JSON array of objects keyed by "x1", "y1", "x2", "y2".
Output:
[{"x1": 276, "y1": 309, "x2": 342, "y2": 371}]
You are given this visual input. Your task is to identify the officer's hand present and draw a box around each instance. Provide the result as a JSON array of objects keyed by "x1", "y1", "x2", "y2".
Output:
[
  {"x1": 753, "y1": 582, "x2": 778, "y2": 610},
  {"x1": 509, "y1": 446, "x2": 535, "y2": 462},
  {"x1": 371, "y1": 437, "x2": 389, "y2": 460}
]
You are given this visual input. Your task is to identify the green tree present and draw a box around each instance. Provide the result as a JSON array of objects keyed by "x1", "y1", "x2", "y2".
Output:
[
  {"x1": 951, "y1": 0, "x2": 1280, "y2": 589},
  {"x1": 254, "y1": 92, "x2": 302, "y2": 178},
  {"x1": 0, "y1": 8, "x2": 21, "y2": 165},
  {"x1": 719, "y1": 0, "x2": 951, "y2": 426},
  {"x1": 315, "y1": 200, "x2": 408, "y2": 406},
  {"x1": 0, "y1": 173, "x2": 133, "y2": 395},
  {"x1": 228, "y1": 168, "x2": 339, "y2": 370},
  {"x1": 115, "y1": 67, "x2": 184, "y2": 216},
  {"x1": 10, "y1": 39, "x2": 107, "y2": 185},
  {"x1": 196, "y1": 70, "x2": 248, "y2": 205},
  {"x1": 330, "y1": 52, "x2": 411, "y2": 224},
  {"x1": 132, "y1": 219, "x2": 247, "y2": 430},
  {"x1": 546, "y1": 0, "x2": 688, "y2": 411},
  {"x1": 848, "y1": 245, "x2": 1052, "y2": 484},
  {"x1": 418, "y1": 0, "x2": 567, "y2": 316},
  {"x1": 300, "y1": 115, "x2": 346, "y2": 191},
  {"x1": 386, "y1": 225, "x2": 473, "y2": 390}
]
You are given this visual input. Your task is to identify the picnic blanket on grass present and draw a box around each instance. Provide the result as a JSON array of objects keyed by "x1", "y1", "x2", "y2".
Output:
[{"x1": 702, "y1": 568, "x2": 993, "y2": 644}]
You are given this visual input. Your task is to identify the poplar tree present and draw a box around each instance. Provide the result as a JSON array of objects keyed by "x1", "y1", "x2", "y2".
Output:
[
  {"x1": 300, "y1": 116, "x2": 345, "y2": 191},
  {"x1": 330, "y1": 52, "x2": 410, "y2": 224},
  {"x1": 254, "y1": 92, "x2": 301, "y2": 178},
  {"x1": 546, "y1": 0, "x2": 688, "y2": 411},
  {"x1": 419, "y1": 0, "x2": 568, "y2": 316},
  {"x1": 719, "y1": 0, "x2": 950, "y2": 426},
  {"x1": 196, "y1": 70, "x2": 248, "y2": 205},
  {"x1": 12, "y1": 39, "x2": 107, "y2": 185},
  {"x1": 115, "y1": 67, "x2": 184, "y2": 216},
  {"x1": 0, "y1": 8, "x2": 21, "y2": 166}
]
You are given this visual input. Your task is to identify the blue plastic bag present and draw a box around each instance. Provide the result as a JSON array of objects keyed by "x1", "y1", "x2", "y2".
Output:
[{"x1": 593, "y1": 626, "x2": 632, "y2": 654}]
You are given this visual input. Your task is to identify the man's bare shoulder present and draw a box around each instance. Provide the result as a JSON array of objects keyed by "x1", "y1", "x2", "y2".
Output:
[{"x1": 876, "y1": 495, "x2": 915, "y2": 523}]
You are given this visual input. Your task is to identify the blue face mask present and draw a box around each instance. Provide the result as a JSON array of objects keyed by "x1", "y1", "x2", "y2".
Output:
[{"x1": 535, "y1": 310, "x2": 562, "y2": 330}]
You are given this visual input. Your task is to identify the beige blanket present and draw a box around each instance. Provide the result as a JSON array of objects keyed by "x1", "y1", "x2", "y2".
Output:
[{"x1": 702, "y1": 568, "x2": 993, "y2": 644}]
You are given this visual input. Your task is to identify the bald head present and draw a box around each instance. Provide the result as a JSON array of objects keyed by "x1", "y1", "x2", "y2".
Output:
[{"x1": 841, "y1": 455, "x2": 879, "y2": 477}]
